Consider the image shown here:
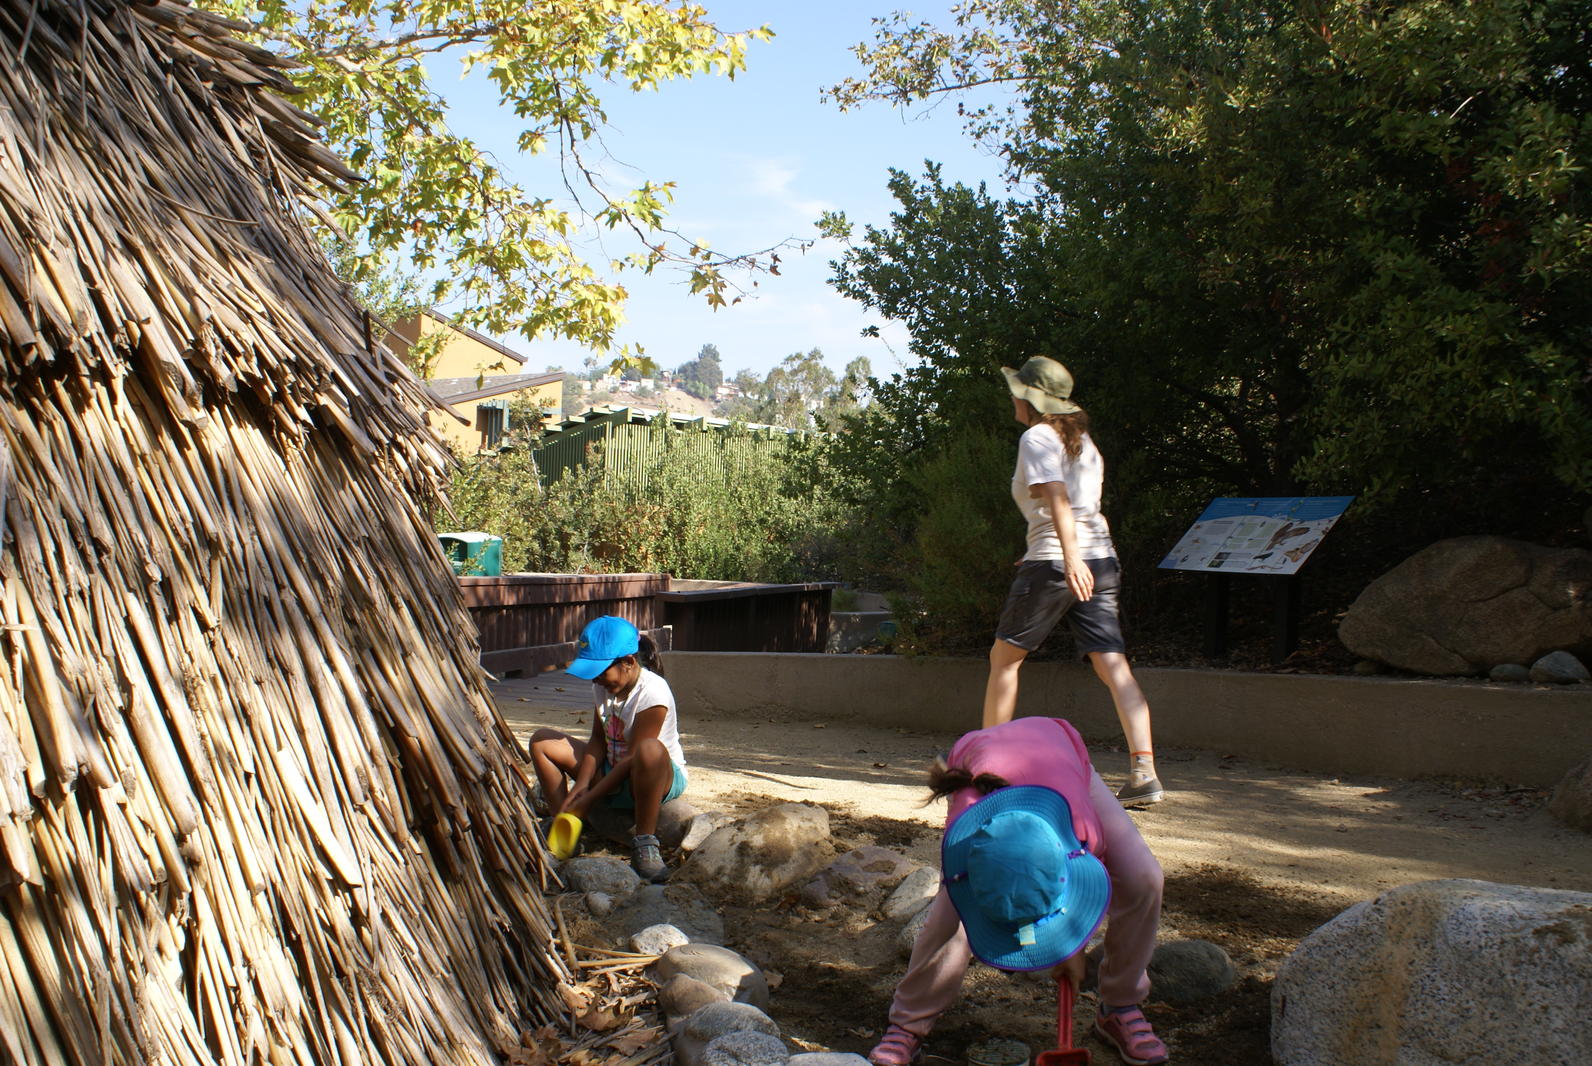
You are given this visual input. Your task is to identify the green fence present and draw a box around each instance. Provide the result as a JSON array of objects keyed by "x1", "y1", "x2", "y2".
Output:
[{"x1": 529, "y1": 408, "x2": 808, "y2": 492}]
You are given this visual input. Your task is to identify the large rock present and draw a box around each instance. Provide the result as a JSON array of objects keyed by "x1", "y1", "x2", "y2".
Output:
[
  {"x1": 880, "y1": 867, "x2": 939, "y2": 920},
  {"x1": 676, "y1": 803, "x2": 833, "y2": 901},
  {"x1": 607, "y1": 883, "x2": 725, "y2": 946},
  {"x1": 660, "y1": 973, "x2": 729, "y2": 1021},
  {"x1": 1338, "y1": 537, "x2": 1592, "y2": 675},
  {"x1": 702, "y1": 1031, "x2": 788, "y2": 1066},
  {"x1": 1548, "y1": 753, "x2": 1592, "y2": 832},
  {"x1": 800, "y1": 846, "x2": 916, "y2": 908},
  {"x1": 1272, "y1": 879, "x2": 1592, "y2": 1066},
  {"x1": 563, "y1": 856, "x2": 643, "y2": 898},
  {"x1": 658, "y1": 798, "x2": 702, "y2": 850},
  {"x1": 672, "y1": 1002, "x2": 781, "y2": 1066},
  {"x1": 1147, "y1": 940, "x2": 1236, "y2": 1005},
  {"x1": 655, "y1": 943, "x2": 772, "y2": 1011},
  {"x1": 1530, "y1": 651, "x2": 1590, "y2": 684}
]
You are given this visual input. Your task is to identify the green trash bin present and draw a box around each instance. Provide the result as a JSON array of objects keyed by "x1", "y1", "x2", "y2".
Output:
[{"x1": 439, "y1": 532, "x2": 503, "y2": 576}]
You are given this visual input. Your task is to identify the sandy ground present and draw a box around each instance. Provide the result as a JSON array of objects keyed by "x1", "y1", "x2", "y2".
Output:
[{"x1": 493, "y1": 672, "x2": 1592, "y2": 1065}]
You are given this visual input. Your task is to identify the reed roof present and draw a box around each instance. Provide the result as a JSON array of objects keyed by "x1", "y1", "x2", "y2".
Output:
[{"x1": 0, "y1": 1, "x2": 591, "y2": 1061}]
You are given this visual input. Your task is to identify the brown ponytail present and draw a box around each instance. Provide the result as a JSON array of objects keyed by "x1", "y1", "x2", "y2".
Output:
[
  {"x1": 924, "y1": 757, "x2": 1010, "y2": 804},
  {"x1": 1039, "y1": 408, "x2": 1090, "y2": 461},
  {"x1": 636, "y1": 633, "x2": 665, "y2": 678}
]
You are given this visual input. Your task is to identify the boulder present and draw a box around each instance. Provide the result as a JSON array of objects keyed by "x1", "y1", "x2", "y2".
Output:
[
  {"x1": 655, "y1": 943, "x2": 772, "y2": 1011},
  {"x1": 1530, "y1": 651, "x2": 1590, "y2": 684},
  {"x1": 788, "y1": 1055, "x2": 869, "y2": 1066},
  {"x1": 660, "y1": 973, "x2": 729, "y2": 1022},
  {"x1": 563, "y1": 856, "x2": 642, "y2": 898},
  {"x1": 658, "y1": 798, "x2": 701, "y2": 850},
  {"x1": 676, "y1": 803, "x2": 833, "y2": 901},
  {"x1": 800, "y1": 846, "x2": 916, "y2": 908},
  {"x1": 632, "y1": 923, "x2": 692, "y2": 955},
  {"x1": 1548, "y1": 753, "x2": 1592, "y2": 833},
  {"x1": 1272, "y1": 879, "x2": 1592, "y2": 1066},
  {"x1": 682, "y1": 811, "x2": 736, "y2": 853},
  {"x1": 879, "y1": 867, "x2": 939, "y2": 921},
  {"x1": 672, "y1": 1002, "x2": 781, "y2": 1066},
  {"x1": 702, "y1": 1031, "x2": 789, "y2": 1066},
  {"x1": 608, "y1": 883, "x2": 724, "y2": 946},
  {"x1": 1146, "y1": 940, "x2": 1236, "y2": 1005},
  {"x1": 1337, "y1": 536, "x2": 1592, "y2": 675},
  {"x1": 896, "y1": 904, "x2": 933, "y2": 960},
  {"x1": 1488, "y1": 663, "x2": 1532, "y2": 683}
]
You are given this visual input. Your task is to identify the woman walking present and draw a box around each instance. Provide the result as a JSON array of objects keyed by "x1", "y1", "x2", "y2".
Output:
[{"x1": 984, "y1": 356, "x2": 1163, "y2": 806}]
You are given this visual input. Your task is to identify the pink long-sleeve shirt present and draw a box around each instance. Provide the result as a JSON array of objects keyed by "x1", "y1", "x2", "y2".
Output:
[{"x1": 943, "y1": 716, "x2": 1106, "y2": 857}]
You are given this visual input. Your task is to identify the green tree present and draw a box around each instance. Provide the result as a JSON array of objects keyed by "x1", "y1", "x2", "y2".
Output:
[
  {"x1": 676, "y1": 343, "x2": 725, "y2": 399},
  {"x1": 198, "y1": 0, "x2": 779, "y2": 353},
  {"x1": 753, "y1": 349, "x2": 840, "y2": 429},
  {"x1": 831, "y1": 0, "x2": 1592, "y2": 505}
]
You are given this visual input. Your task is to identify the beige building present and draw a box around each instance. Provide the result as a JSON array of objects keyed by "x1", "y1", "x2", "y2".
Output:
[{"x1": 389, "y1": 312, "x2": 565, "y2": 453}]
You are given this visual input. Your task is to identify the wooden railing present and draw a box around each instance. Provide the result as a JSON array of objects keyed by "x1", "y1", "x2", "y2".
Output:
[{"x1": 458, "y1": 573, "x2": 836, "y2": 675}]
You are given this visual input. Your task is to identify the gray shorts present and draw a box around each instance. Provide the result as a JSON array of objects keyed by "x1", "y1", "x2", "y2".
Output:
[{"x1": 995, "y1": 557, "x2": 1126, "y2": 655}]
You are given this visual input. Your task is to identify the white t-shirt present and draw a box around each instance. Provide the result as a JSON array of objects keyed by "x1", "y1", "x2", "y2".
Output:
[
  {"x1": 1011, "y1": 423, "x2": 1116, "y2": 562},
  {"x1": 592, "y1": 668, "x2": 687, "y2": 770}
]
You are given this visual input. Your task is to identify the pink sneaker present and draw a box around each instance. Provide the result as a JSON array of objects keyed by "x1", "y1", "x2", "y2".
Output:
[
  {"x1": 867, "y1": 1025, "x2": 922, "y2": 1066},
  {"x1": 1093, "y1": 1006, "x2": 1168, "y2": 1065}
]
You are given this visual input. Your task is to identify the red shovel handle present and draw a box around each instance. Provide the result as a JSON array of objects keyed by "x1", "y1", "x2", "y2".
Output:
[{"x1": 1034, "y1": 975, "x2": 1091, "y2": 1066}]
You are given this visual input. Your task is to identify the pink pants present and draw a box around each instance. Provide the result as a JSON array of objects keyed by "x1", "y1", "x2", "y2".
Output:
[{"x1": 887, "y1": 770, "x2": 1163, "y2": 1036}]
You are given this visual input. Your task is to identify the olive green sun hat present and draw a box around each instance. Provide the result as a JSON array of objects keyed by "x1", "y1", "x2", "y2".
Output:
[{"x1": 1001, "y1": 356, "x2": 1081, "y2": 415}]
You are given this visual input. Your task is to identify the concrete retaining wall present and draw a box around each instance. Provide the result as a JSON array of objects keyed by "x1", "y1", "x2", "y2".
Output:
[{"x1": 667, "y1": 652, "x2": 1592, "y2": 787}]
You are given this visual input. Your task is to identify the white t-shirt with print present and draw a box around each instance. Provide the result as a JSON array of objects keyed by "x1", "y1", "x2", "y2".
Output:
[
  {"x1": 1011, "y1": 423, "x2": 1116, "y2": 563},
  {"x1": 592, "y1": 668, "x2": 687, "y2": 770}
]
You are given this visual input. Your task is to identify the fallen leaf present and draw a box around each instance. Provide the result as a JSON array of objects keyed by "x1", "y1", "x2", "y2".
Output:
[
  {"x1": 606, "y1": 1028, "x2": 659, "y2": 1055},
  {"x1": 872, "y1": 762, "x2": 888, "y2": 769},
  {"x1": 813, "y1": 723, "x2": 826, "y2": 729},
  {"x1": 577, "y1": 1005, "x2": 623, "y2": 1032}
]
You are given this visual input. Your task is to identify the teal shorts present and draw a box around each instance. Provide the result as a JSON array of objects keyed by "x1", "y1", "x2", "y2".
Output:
[{"x1": 601, "y1": 760, "x2": 688, "y2": 809}]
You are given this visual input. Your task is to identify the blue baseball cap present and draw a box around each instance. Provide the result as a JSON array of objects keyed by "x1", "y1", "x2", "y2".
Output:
[
  {"x1": 942, "y1": 785, "x2": 1110, "y2": 972},
  {"x1": 565, "y1": 615, "x2": 641, "y2": 680}
]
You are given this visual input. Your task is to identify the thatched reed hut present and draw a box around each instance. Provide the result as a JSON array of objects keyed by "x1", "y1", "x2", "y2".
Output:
[{"x1": 0, "y1": 1, "x2": 585, "y2": 1061}]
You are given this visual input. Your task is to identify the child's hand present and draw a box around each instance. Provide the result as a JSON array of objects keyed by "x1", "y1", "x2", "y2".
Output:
[{"x1": 1050, "y1": 952, "x2": 1087, "y2": 988}]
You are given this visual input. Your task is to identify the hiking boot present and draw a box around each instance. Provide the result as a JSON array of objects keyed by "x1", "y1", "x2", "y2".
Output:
[
  {"x1": 1094, "y1": 1005, "x2": 1167, "y2": 1064},
  {"x1": 1116, "y1": 776, "x2": 1166, "y2": 807},
  {"x1": 631, "y1": 834, "x2": 668, "y2": 882},
  {"x1": 867, "y1": 1024, "x2": 922, "y2": 1066}
]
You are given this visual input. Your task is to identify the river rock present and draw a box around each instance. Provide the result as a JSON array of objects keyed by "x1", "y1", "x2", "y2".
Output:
[
  {"x1": 655, "y1": 943, "x2": 772, "y2": 1010},
  {"x1": 586, "y1": 891, "x2": 615, "y2": 917},
  {"x1": 658, "y1": 798, "x2": 701, "y2": 850},
  {"x1": 608, "y1": 883, "x2": 724, "y2": 946},
  {"x1": 563, "y1": 856, "x2": 643, "y2": 897},
  {"x1": 660, "y1": 973, "x2": 729, "y2": 1021},
  {"x1": 632, "y1": 923, "x2": 692, "y2": 955},
  {"x1": 1337, "y1": 536, "x2": 1592, "y2": 675},
  {"x1": 801, "y1": 846, "x2": 916, "y2": 907},
  {"x1": 1147, "y1": 940, "x2": 1236, "y2": 1004},
  {"x1": 1530, "y1": 651, "x2": 1589, "y2": 684},
  {"x1": 1548, "y1": 753, "x2": 1592, "y2": 833},
  {"x1": 672, "y1": 1002, "x2": 781, "y2": 1066},
  {"x1": 897, "y1": 903, "x2": 933, "y2": 960},
  {"x1": 1272, "y1": 879, "x2": 1592, "y2": 1065},
  {"x1": 880, "y1": 867, "x2": 939, "y2": 920},
  {"x1": 1488, "y1": 663, "x2": 1532, "y2": 682},
  {"x1": 676, "y1": 803, "x2": 832, "y2": 901},
  {"x1": 682, "y1": 811, "x2": 735, "y2": 853},
  {"x1": 789, "y1": 1055, "x2": 870, "y2": 1066},
  {"x1": 703, "y1": 1031, "x2": 789, "y2": 1066}
]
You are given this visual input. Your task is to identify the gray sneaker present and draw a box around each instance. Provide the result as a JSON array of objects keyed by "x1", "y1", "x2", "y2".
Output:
[
  {"x1": 1117, "y1": 776, "x2": 1166, "y2": 807},
  {"x1": 631, "y1": 834, "x2": 668, "y2": 882}
]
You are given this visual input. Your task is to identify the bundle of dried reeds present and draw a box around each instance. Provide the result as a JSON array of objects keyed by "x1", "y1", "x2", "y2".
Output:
[{"x1": 0, "y1": 1, "x2": 624, "y2": 1062}]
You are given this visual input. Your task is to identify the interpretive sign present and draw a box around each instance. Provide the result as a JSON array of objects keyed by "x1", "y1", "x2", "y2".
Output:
[{"x1": 1159, "y1": 496, "x2": 1355, "y2": 576}]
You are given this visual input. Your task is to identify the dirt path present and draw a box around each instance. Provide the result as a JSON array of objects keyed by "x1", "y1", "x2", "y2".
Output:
[{"x1": 495, "y1": 675, "x2": 1592, "y2": 1065}]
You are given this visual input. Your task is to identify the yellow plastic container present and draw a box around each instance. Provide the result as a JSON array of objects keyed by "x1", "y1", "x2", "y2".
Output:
[{"x1": 547, "y1": 812, "x2": 584, "y2": 860}]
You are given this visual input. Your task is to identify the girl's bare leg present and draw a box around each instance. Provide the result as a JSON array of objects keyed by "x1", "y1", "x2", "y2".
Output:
[{"x1": 527, "y1": 729, "x2": 584, "y2": 811}]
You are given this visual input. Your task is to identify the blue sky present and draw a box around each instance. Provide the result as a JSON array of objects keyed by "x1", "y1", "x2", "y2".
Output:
[{"x1": 442, "y1": 2, "x2": 1012, "y2": 381}]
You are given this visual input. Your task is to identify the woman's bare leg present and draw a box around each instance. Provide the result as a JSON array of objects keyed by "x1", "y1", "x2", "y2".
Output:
[
  {"x1": 983, "y1": 639, "x2": 1031, "y2": 729},
  {"x1": 1088, "y1": 651, "x2": 1162, "y2": 800}
]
